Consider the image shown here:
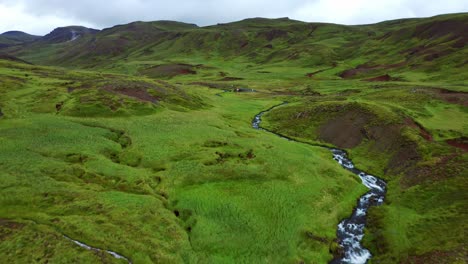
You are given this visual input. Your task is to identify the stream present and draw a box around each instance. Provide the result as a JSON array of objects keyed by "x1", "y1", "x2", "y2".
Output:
[
  {"x1": 64, "y1": 235, "x2": 132, "y2": 263},
  {"x1": 252, "y1": 103, "x2": 386, "y2": 264}
]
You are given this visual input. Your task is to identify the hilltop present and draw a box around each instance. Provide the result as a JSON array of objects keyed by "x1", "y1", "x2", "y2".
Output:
[
  {"x1": 2, "y1": 13, "x2": 467, "y2": 85},
  {"x1": 0, "y1": 31, "x2": 41, "y2": 48}
]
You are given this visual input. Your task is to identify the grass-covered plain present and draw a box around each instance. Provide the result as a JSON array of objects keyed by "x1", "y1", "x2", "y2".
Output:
[{"x1": 0, "y1": 59, "x2": 369, "y2": 263}]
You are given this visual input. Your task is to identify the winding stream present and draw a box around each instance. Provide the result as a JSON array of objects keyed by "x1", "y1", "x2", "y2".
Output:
[
  {"x1": 64, "y1": 235, "x2": 132, "y2": 263},
  {"x1": 252, "y1": 103, "x2": 386, "y2": 264}
]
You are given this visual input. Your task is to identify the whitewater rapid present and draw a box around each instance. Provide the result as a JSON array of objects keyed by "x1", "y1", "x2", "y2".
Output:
[
  {"x1": 252, "y1": 103, "x2": 386, "y2": 264},
  {"x1": 64, "y1": 235, "x2": 132, "y2": 263}
]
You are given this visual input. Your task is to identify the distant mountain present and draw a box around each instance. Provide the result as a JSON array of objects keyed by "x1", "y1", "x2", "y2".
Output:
[
  {"x1": 1, "y1": 13, "x2": 467, "y2": 83},
  {"x1": 41, "y1": 26, "x2": 99, "y2": 43},
  {"x1": 0, "y1": 31, "x2": 41, "y2": 48}
]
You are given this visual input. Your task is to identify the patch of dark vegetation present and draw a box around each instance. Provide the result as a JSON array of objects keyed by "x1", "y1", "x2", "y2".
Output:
[
  {"x1": 304, "y1": 231, "x2": 328, "y2": 244},
  {"x1": 218, "y1": 77, "x2": 244, "y2": 81},
  {"x1": 55, "y1": 101, "x2": 64, "y2": 112},
  {"x1": 256, "y1": 29, "x2": 288, "y2": 41},
  {"x1": 329, "y1": 239, "x2": 344, "y2": 260},
  {"x1": 203, "y1": 140, "x2": 228, "y2": 148},
  {"x1": 65, "y1": 153, "x2": 88, "y2": 164},
  {"x1": 204, "y1": 149, "x2": 255, "y2": 166},
  {"x1": 0, "y1": 53, "x2": 32, "y2": 64},
  {"x1": 301, "y1": 85, "x2": 322, "y2": 96},
  {"x1": 403, "y1": 45, "x2": 453, "y2": 62},
  {"x1": 0, "y1": 108, "x2": 3, "y2": 118}
]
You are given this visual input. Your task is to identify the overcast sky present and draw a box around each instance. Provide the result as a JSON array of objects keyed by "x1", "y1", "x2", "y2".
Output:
[{"x1": 1, "y1": 0, "x2": 467, "y2": 35}]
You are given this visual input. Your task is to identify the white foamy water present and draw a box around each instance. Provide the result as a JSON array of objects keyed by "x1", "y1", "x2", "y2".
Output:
[
  {"x1": 69, "y1": 30, "x2": 80, "y2": 42},
  {"x1": 64, "y1": 236, "x2": 131, "y2": 263},
  {"x1": 252, "y1": 105, "x2": 387, "y2": 264}
]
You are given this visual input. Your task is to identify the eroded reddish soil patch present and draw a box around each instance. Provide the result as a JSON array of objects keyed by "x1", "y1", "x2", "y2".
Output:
[
  {"x1": 312, "y1": 105, "x2": 421, "y2": 175},
  {"x1": 446, "y1": 137, "x2": 468, "y2": 151},
  {"x1": 340, "y1": 62, "x2": 405, "y2": 79},
  {"x1": 318, "y1": 112, "x2": 368, "y2": 148},
  {"x1": 104, "y1": 87, "x2": 158, "y2": 103},
  {"x1": 364, "y1": 74, "x2": 392, "y2": 82},
  {"x1": 402, "y1": 249, "x2": 461, "y2": 264},
  {"x1": 140, "y1": 64, "x2": 196, "y2": 78},
  {"x1": 436, "y1": 89, "x2": 468, "y2": 107},
  {"x1": 101, "y1": 81, "x2": 161, "y2": 103},
  {"x1": 404, "y1": 118, "x2": 433, "y2": 141}
]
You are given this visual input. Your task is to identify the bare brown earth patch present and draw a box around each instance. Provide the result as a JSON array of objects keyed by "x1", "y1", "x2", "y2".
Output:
[
  {"x1": 0, "y1": 219, "x2": 25, "y2": 241},
  {"x1": 103, "y1": 86, "x2": 158, "y2": 103},
  {"x1": 401, "y1": 249, "x2": 463, "y2": 264},
  {"x1": 140, "y1": 64, "x2": 196, "y2": 78},
  {"x1": 318, "y1": 111, "x2": 369, "y2": 148},
  {"x1": 339, "y1": 61, "x2": 405, "y2": 79},
  {"x1": 364, "y1": 74, "x2": 392, "y2": 82},
  {"x1": 436, "y1": 89, "x2": 468, "y2": 107},
  {"x1": 0, "y1": 219, "x2": 24, "y2": 230},
  {"x1": 101, "y1": 81, "x2": 160, "y2": 103},
  {"x1": 404, "y1": 118, "x2": 433, "y2": 141},
  {"x1": 310, "y1": 104, "x2": 422, "y2": 176},
  {"x1": 446, "y1": 137, "x2": 468, "y2": 151}
]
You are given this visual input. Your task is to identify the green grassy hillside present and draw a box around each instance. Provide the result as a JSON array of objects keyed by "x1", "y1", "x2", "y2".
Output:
[{"x1": 0, "y1": 13, "x2": 467, "y2": 264}]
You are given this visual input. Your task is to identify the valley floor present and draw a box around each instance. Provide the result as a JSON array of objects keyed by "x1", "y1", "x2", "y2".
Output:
[{"x1": 0, "y1": 56, "x2": 466, "y2": 263}]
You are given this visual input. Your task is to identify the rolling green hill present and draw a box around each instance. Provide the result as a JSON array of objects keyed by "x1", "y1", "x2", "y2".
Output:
[
  {"x1": 4, "y1": 13, "x2": 467, "y2": 84},
  {"x1": 0, "y1": 31, "x2": 41, "y2": 48},
  {"x1": 0, "y1": 13, "x2": 467, "y2": 264}
]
